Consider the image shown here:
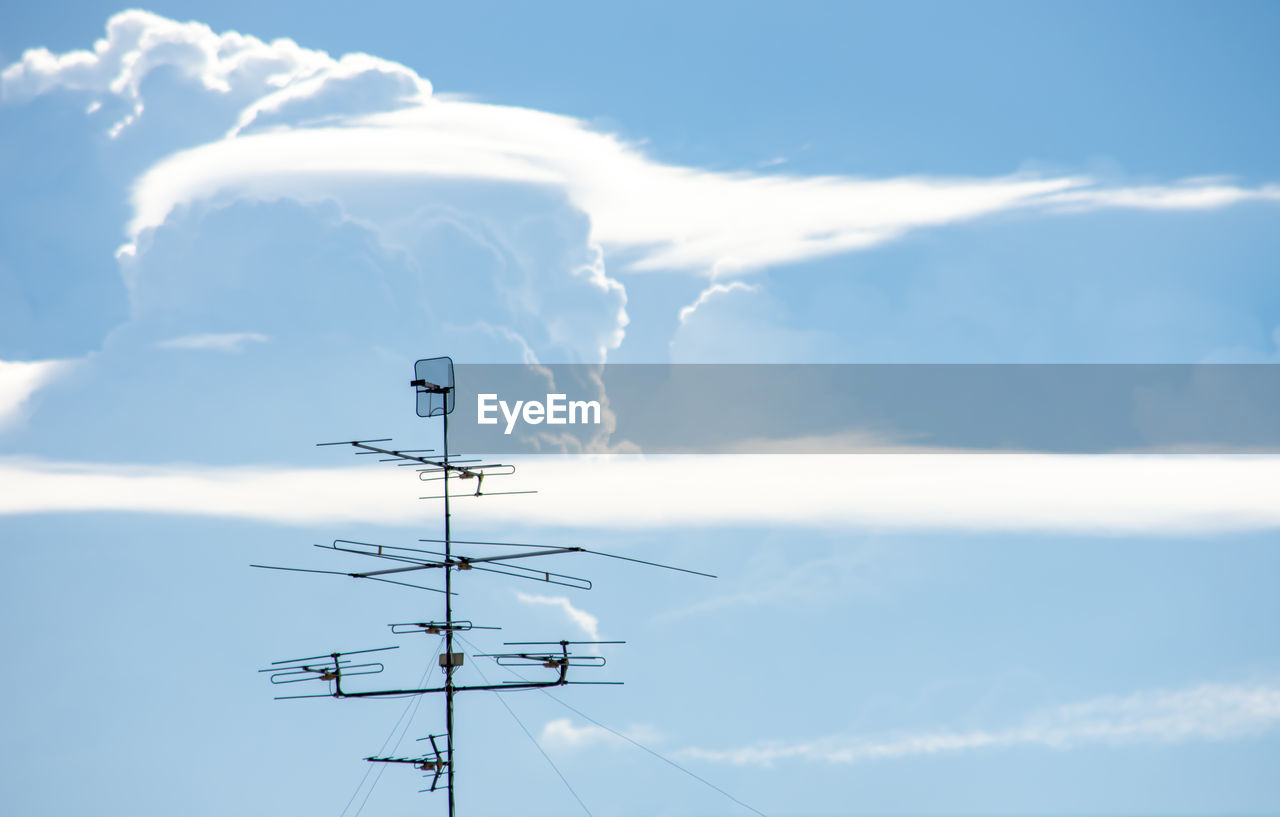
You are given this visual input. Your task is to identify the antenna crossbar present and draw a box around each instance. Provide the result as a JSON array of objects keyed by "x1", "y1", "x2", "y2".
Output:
[{"x1": 316, "y1": 440, "x2": 511, "y2": 482}]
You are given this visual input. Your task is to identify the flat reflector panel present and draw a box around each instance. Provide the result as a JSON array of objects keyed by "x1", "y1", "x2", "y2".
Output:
[{"x1": 414, "y1": 356, "x2": 455, "y2": 416}]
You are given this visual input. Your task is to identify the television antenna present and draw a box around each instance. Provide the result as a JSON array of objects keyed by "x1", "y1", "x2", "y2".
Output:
[{"x1": 254, "y1": 356, "x2": 715, "y2": 816}]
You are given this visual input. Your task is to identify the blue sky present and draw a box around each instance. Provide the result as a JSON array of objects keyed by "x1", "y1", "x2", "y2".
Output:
[{"x1": 1, "y1": 4, "x2": 1279, "y2": 816}]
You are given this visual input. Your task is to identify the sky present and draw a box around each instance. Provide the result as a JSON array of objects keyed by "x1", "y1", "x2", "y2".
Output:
[{"x1": 1, "y1": 3, "x2": 1279, "y2": 816}]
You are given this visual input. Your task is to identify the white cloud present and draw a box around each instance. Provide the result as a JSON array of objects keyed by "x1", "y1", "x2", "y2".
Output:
[
  {"x1": 679, "y1": 681, "x2": 1280, "y2": 767},
  {"x1": 112, "y1": 182, "x2": 627, "y2": 364},
  {"x1": 0, "y1": 458, "x2": 428, "y2": 526},
  {"x1": 677, "y1": 282, "x2": 759, "y2": 325},
  {"x1": 134, "y1": 114, "x2": 1265, "y2": 279},
  {"x1": 0, "y1": 359, "x2": 72, "y2": 429},
  {"x1": 3, "y1": 453, "x2": 1280, "y2": 535},
  {"x1": 230, "y1": 52, "x2": 428, "y2": 136},
  {"x1": 9, "y1": 12, "x2": 1277, "y2": 282},
  {"x1": 669, "y1": 281, "x2": 831, "y2": 362},
  {"x1": 1, "y1": 10, "x2": 334, "y2": 137},
  {"x1": 120, "y1": 80, "x2": 1280, "y2": 279},
  {"x1": 516, "y1": 592, "x2": 601, "y2": 641},
  {"x1": 540, "y1": 718, "x2": 662, "y2": 752},
  {"x1": 540, "y1": 718, "x2": 612, "y2": 750},
  {"x1": 155, "y1": 331, "x2": 269, "y2": 352},
  {"x1": 1047, "y1": 180, "x2": 1280, "y2": 212}
]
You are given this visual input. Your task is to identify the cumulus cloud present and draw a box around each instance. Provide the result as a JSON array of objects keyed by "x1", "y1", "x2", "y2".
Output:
[
  {"x1": 115, "y1": 182, "x2": 626, "y2": 364},
  {"x1": 679, "y1": 681, "x2": 1280, "y2": 766},
  {"x1": 0, "y1": 359, "x2": 72, "y2": 429},
  {"x1": 1, "y1": 9, "x2": 334, "y2": 137},
  {"x1": 3, "y1": 13, "x2": 630, "y2": 365},
  {"x1": 3, "y1": 453, "x2": 1280, "y2": 534},
  {"x1": 5, "y1": 10, "x2": 1280, "y2": 429}
]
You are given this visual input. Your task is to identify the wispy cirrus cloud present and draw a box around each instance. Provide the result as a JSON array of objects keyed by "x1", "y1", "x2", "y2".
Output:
[
  {"x1": 516, "y1": 592, "x2": 602, "y2": 642},
  {"x1": 656, "y1": 549, "x2": 878, "y2": 621},
  {"x1": 677, "y1": 281, "x2": 759, "y2": 325},
  {"x1": 679, "y1": 681, "x2": 1280, "y2": 767},
  {"x1": 155, "y1": 331, "x2": 269, "y2": 352},
  {"x1": 1046, "y1": 177, "x2": 1280, "y2": 212}
]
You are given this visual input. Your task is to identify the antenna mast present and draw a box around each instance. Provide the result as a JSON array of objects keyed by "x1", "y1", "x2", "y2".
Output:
[
  {"x1": 432, "y1": 371, "x2": 458, "y2": 816},
  {"x1": 254, "y1": 356, "x2": 713, "y2": 815}
]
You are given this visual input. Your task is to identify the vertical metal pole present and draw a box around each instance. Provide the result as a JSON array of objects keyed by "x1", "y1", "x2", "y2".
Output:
[{"x1": 442, "y1": 404, "x2": 455, "y2": 817}]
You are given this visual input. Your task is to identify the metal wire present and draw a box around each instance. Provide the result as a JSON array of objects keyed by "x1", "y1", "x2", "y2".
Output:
[
  {"x1": 341, "y1": 640, "x2": 443, "y2": 817},
  {"x1": 541, "y1": 690, "x2": 766, "y2": 817},
  {"x1": 458, "y1": 635, "x2": 766, "y2": 817},
  {"x1": 465, "y1": 647, "x2": 594, "y2": 817}
]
